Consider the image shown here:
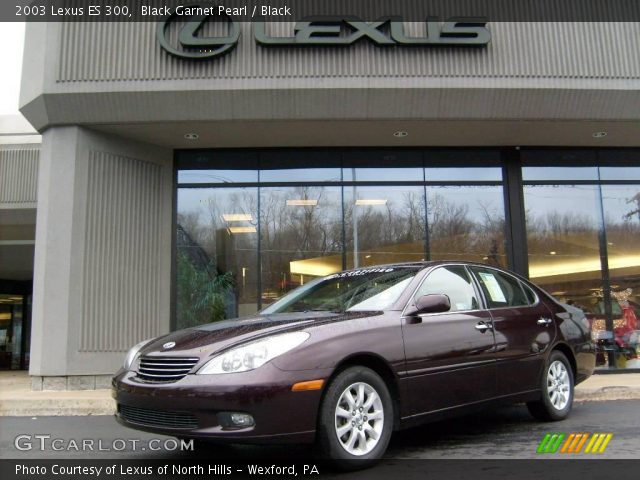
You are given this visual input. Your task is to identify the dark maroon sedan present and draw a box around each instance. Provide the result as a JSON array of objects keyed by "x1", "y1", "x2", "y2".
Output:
[{"x1": 113, "y1": 262, "x2": 595, "y2": 465}]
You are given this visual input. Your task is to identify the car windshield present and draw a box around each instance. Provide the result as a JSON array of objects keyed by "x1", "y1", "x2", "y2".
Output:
[{"x1": 261, "y1": 267, "x2": 420, "y2": 314}]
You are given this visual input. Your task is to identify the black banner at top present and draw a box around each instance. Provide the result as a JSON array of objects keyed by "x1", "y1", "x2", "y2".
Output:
[{"x1": 3, "y1": 0, "x2": 640, "y2": 22}]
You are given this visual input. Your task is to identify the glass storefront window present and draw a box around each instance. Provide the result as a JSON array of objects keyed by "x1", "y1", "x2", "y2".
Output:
[
  {"x1": 175, "y1": 149, "x2": 640, "y2": 372},
  {"x1": 344, "y1": 185, "x2": 426, "y2": 268},
  {"x1": 176, "y1": 188, "x2": 259, "y2": 327},
  {"x1": 259, "y1": 151, "x2": 341, "y2": 183},
  {"x1": 427, "y1": 185, "x2": 507, "y2": 266},
  {"x1": 601, "y1": 184, "x2": 640, "y2": 369},
  {"x1": 599, "y1": 167, "x2": 640, "y2": 181},
  {"x1": 425, "y1": 167, "x2": 502, "y2": 182},
  {"x1": 343, "y1": 168, "x2": 424, "y2": 182},
  {"x1": 342, "y1": 151, "x2": 423, "y2": 182},
  {"x1": 259, "y1": 186, "x2": 343, "y2": 307},
  {"x1": 523, "y1": 184, "x2": 608, "y2": 358},
  {"x1": 524, "y1": 185, "x2": 603, "y2": 302},
  {"x1": 178, "y1": 169, "x2": 258, "y2": 184},
  {"x1": 0, "y1": 294, "x2": 24, "y2": 370},
  {"x1": 522, "y1": 167, "x2": 599, "y2": 181}
]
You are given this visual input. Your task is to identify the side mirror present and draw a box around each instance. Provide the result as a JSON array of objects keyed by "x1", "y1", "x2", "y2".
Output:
[{"x1": 405, "y1": 294, "x2": 451, "y2": 317}]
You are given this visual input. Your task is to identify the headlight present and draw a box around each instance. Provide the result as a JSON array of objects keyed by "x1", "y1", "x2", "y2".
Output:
[
  {"x1": 197, "y1": 331, "x2": 310, "y2": 375},
  {"x1": 123, "y1": 339, "x2": 153, "y2": 370}
]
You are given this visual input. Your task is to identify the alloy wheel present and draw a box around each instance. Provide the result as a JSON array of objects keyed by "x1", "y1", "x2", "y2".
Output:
[
  {"x1": 334, "y1": 382, "x2": 385, "y2": 456},
  {"x1": 547, "y1": 360, "x2": 570, "y2": 410}
]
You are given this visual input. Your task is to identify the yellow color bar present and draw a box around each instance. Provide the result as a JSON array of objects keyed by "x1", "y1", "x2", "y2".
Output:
[
  {"x1": 584, "y1": 434, "x2": 599, "y2": 453},
  {"x1": 292, "y1": 379, "x2": 325, "y2": 392},
  {"x1": 598, "y1": 434, "x2": 613, "y2": 453}
]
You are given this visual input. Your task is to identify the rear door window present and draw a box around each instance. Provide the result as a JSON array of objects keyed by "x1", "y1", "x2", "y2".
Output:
[{"x1": 471, "y1": 267, "x2": 529, "y2": 309}]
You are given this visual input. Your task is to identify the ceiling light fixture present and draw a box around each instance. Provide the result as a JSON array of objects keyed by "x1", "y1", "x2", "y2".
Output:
[
  {"x1": 228, "y1": 226, "x2": 257, "y2": 234},
  {"x1": 286, "y1": 199, "x2": 318, "y2": 206},
  {"x1": 184, "y1": 133, "x2": 199, "y2": 140},
  {"x1": 549, "y1": 251, "x2": 557, "y2": 255},
  {"x1": 393, "y1": 131, "x2": 408, "y2": 138},
  {"x1": 222, "y1": 214, "x2": 253, "y2": 222},
  {"x1": 355, "y1": 199, "x2": 387, "y2": 206},
  {"x1": 592, "y1": 131, "x2": 607, "y2": 138}
]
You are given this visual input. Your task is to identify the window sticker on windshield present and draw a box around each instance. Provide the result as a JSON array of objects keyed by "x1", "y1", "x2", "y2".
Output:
[{"x1": 478, "y1": 272, "x2": 507, "y2": 303}]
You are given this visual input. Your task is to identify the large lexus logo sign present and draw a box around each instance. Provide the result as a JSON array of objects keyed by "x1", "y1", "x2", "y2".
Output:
[
  {"x1": 158, "y1": 10, "x2": 490, "y2": 60},
  {"x1": 157, "y1": 9, "x2": 240, "y2": 59}
]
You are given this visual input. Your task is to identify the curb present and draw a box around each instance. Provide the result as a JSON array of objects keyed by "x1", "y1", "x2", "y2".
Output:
[
  {"x1": 0, "y1": 397, "x2": 116, "y2": 417},
  {"x1": 574, "y1": 386, "x2": 640, "y2": 402}
]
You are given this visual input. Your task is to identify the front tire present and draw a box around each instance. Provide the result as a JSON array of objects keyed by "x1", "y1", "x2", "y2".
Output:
[
  {"x1": 527, "y1": 350, "x2": 574, "y2": 421},
  {"x1": 316, "y1": 366, "x2": 393, "y2": 469}
]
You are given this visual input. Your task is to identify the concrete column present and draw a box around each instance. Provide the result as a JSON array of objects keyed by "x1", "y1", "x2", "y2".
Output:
[{"x1": 29, "y1": 127, "x2": 172, "y2": 387}]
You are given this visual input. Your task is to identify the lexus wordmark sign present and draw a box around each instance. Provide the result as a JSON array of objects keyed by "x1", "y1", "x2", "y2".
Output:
[{"x1": 158, "y1": 13, "x2": 491, "y2": 59}]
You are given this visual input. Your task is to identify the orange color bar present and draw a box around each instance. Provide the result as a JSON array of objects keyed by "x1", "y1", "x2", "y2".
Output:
[
  {"x1": 292, "y1": 379, "x2": 325, "y2": 391},
  {"x1": 574, "y1": 433, "x2": 589, "y2": 453},
  {"x1": 560, "y1": 434, "x2": 576, "y2": 453}
]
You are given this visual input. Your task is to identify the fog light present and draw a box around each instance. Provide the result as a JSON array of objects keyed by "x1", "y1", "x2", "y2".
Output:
[
  {"x1": 231, "y1": 413, "x2": 254, "y2": 427},
  {"x1": 218, "y1": 412, "x2": 255, "y2": 428}
]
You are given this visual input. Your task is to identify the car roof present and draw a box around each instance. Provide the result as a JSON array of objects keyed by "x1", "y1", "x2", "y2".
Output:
[{"x1": 347, "y1": 260, "x2": 507, "y2": 270}]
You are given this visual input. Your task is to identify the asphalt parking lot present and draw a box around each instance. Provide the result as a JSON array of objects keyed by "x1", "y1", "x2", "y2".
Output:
[{"x1": 1, "y1": 400, "x2": 638, "y2": 460}]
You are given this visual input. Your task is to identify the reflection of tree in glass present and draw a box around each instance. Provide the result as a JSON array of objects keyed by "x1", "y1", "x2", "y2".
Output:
[
  {"x1": 624, "y1": 191, "x2": 640, "y2": 222},
  {"x1": 175, "y1": 248, "x2": 234, "y2": 328},
  {"x1": 345, "y1": 191, "x2": 425, "y2": 252},
  {"x1": 261, "y1": 186, "x2": 342, "y2": 298},
  {"x1": 428, "y1": 192, "x2": 505, "y2": 265},
  {"x1": 177, "y1": 189, "x2": 257, "y2": 324}
]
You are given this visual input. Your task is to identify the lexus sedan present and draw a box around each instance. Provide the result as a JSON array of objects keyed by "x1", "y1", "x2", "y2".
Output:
[{"x1": 113, "y1": 262, "x2": 595, "y2": 466}]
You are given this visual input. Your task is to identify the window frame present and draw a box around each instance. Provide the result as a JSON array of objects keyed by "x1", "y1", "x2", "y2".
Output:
[
  {"x1": 468, "y1": 265, "x2": 539, "y2": 311},
  {"x1": 402, "y1": 264, "x2": 485, "y2": 317}
]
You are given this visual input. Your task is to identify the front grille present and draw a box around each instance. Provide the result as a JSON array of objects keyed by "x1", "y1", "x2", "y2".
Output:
[
  {"x1": 136, "y1": 355, "x2": 199, "y2": 383},
  {"x1": 119, "y1": 404, "x2": 198, "y2": 429}
]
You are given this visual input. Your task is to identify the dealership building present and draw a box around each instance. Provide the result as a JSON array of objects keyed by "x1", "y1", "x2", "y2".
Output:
[{"x1": 2, "y1": 18, "x2": 640, "y2": 388}]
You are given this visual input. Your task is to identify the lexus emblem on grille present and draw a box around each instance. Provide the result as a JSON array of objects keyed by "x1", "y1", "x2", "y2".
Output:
[{"x1": 163, "y1": 341, "x2": 176, "y2": 349}]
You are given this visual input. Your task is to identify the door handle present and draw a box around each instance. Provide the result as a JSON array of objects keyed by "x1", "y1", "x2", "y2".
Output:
[
  {"x1": 537, "y1": 317, "x2": 553, "y2": 326},
  {"x1": 475, "y1": 321, "x2": 492, "y2": 333}
]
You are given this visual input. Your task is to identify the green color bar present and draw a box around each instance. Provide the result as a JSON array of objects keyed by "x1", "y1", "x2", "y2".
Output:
[
  {"x1": 537, "y1": 434, "x2": 552, "y2": 454},
  {"x1": 551, "y1": 433, "x2": 566, "y2": 453},
  {"x1": 537, "y1": 433, "x2": 565, "y2": 454}
]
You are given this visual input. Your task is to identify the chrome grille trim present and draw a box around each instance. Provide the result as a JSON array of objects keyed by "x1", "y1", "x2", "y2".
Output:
[
  {"x1": 119, "y1": 404, "x2": 198, "y2": 430},
  {"x1": 136, "y1": 355, "x2": 199, "y2": 383}
]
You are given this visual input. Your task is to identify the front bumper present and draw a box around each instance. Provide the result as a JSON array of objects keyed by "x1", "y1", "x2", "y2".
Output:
[{"x1": 113, "y1": 363, "x2": 332, "y2": 444}]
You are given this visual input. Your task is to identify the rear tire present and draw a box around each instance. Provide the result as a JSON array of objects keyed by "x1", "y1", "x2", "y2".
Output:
[
  {"x1": 527, "y1": 350, "x2": 574, "y2": 421},
  {"x1": 316, "y1": 366, "x2": 393, "y2": 470}
]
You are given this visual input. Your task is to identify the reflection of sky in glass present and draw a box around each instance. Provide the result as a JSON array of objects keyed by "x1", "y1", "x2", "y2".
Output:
[
  {"x1": 259, "y1": 168, "x2": 342, "y2": 182},
  {"x1": 601, "y1": 185, "x2": 640, "y2": 224},
  {"x1": 522, "y1": 167, "x2": 598, "y2": 181},
  {"x1": 523, "y1": 185, "x2": 600, "y2": 219},
  {"x1": 427, "y1": 186, "x2": 504, "y2": 222},
  {"x1": 425, "y1": 168, "x2": 501, "y2": 181},
  {"x1": 599, "y1": 167, "x2": 640, "y2": 181},
  {"x1": 178, "y1": 188, "x2": 257, "y2": 222}
]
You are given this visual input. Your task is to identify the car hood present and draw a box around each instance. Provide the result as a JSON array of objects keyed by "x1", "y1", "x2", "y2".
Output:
[{"x1": 138, "y1": 311, "x2": 375, "y2": 360}]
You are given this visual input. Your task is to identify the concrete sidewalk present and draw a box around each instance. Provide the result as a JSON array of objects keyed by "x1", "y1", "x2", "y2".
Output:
[
  {"x1": 1, "y1": 370, "x2": 639, "y2": 417},
  {"x1": 0, "y1": 371, "x2": 114, "y2": 416}
]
